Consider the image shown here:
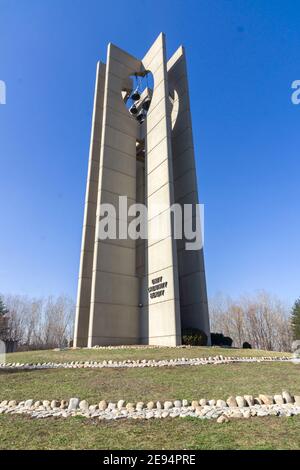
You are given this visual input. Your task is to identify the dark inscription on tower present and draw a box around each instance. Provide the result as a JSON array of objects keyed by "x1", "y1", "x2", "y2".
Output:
[{"x1": 148, "y1": 276, "x2": 168, "y2": 299}]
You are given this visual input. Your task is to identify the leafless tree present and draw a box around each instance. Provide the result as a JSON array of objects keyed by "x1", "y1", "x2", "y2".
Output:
[
  {"x1": 209, "y1": 291, "x2": 293, "y2": 352},
  {"x1": 42, "y1": 295, "x2": 74, "y2": 348},
  {"x1": 1, "y1": 294, "x2": 75, "y2": 350}
]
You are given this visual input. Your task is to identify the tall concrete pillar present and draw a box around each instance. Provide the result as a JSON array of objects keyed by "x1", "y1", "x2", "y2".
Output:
[
  {"x1": 73, "y1": 62, "x2": 106, "y2": 347},
  {"x1": 167, "y1": 47, "x2": 211, "y2": 341},
  {"x1": 141, "y1": 33, "x2": 181, "y2": 346},
  {"x1": 87, "y1": 44, "x2": 142, "y2": 346}
]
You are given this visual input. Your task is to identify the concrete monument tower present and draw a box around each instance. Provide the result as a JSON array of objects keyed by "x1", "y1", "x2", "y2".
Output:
[{"x1": 73, "y1": 33, "x2": 210, "y2": 347}]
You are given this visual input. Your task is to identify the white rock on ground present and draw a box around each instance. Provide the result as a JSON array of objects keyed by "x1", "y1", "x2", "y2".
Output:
[
  {"x1": 174, "y1": 400, "x2": 182, "y2": 408},
  {"x1": 217, "y1": 415, "x2": 229, "y2": 424},
  {"x1": 216, "y1": 400, "x2": 227, "y2": 407},
  {"x1": 25, "y1": 399, "x2": 33, "y2": 409},
  {"x1": 117, "y1": 400, "x2": 125, "y2": 410},
  {"x1": 259, "y1": 394, "x2": 274, "y2": 405},
  {"x1": 282, "y1": 390, "x2": 293, "y2": 403},
  {"x1": 244, "y1": 395, "x2": 254, "y2": 406},
  {"x1": 99, "y1": 400, "x2": 107, "y2": 410},
  {"x1": 294, "y1": 396, "x2": 300, "y2": 406},
  {"x1": 274, "y1": 395, "x2": 284, "y2": 405},
  {"x1": 79, "y1": 400, "x2": 89, "y2": 411},
  {"x1": 68, "y1": 398, "x2": 80, "y2": 410},
  {"x1": 235, "y1": 396, "x2": 246, "y2": 407},
  {"x1": 226, "y1": 396, "x2": 237, "y2": 407}
]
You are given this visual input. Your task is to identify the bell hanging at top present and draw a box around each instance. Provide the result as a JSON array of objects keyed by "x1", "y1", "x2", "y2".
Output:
[
  {"x1": 142, "y1": 97, "x2": 151, "y2": 111},
  {"x1": 136, "y1": 111, "x2": 145, "y2": 123},
  {"x1": 129, "y1": 104, "x2": 138, "y2": 115},
  {"x1": 131, "y1": 87, "x2": 141, "y2": 101}
]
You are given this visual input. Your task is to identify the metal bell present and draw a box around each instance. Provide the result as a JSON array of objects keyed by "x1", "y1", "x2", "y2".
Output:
[
  {"x1": 129, "y1": 104, "x2": 138, "y2": 115},
  {"x1": 131, "y1": 88, "x2": 141, "y2": 101},
  {"x1": 136, "y1": 111, "x2": 145, "y2": 123},
  {"x1": 142, "y1": 97, "x2": 151, "y2": 111}
]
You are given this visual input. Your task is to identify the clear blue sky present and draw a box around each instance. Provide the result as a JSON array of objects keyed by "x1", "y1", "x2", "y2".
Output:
[{"x1": 0, "y1": 0, "x2": 299, "y2": 305}]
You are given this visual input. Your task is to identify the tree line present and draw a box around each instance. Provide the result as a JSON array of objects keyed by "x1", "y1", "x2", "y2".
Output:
[
  {"x1": 210, "y1": 291, "x2": 300, "y2": 352},
  {"x1": 0, "y1": 290, "x2": 299, "y2": 352},
  {"x1": 0, "y1": 294, "x2": 74, "y2": 350}
]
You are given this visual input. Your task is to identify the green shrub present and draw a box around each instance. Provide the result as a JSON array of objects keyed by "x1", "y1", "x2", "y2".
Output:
[
  {"x1": 182, "y1": 328, "x2": 208, "y2": 346},
  {"x1": 223, "y1": 336, "x2": 233, "y2": 347},
  {"x1": 211, "y1": 332, "x2": 233, "y2": 347},
  {"x1": 210, "y1": 333, "x2": 223, "y2": 346}
]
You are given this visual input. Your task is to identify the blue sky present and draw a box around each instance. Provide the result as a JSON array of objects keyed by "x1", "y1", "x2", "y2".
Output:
[{"x1": 0, "y1": 0, "x2": 299, "y2": 305}]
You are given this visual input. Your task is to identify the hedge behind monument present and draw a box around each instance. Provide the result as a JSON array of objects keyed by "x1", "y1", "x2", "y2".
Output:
[
  {"x1": 210, "y1": 332, "x2": 233, "y2": 347},
  {"x1": 182, "y1": 328, "x2": 208, "y2": 346}
]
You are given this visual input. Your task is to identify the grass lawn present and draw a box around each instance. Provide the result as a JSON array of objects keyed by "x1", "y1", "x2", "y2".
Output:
[
  {"x1": 1, "y1": 414, "x2": 300, "y2": 450},
  {"x1": 1, "y1": 348, "x2": 298, "y2": 450},
  {"x1": 0, "y1": 362, "x2": 299, "y2": 403},
  {"x1": 4, "y1": 346, "x2": 291, "y2": 365}
]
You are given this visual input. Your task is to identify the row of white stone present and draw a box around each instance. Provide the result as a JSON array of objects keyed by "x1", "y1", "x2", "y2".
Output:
[
  {"x1": 0, "y1": 355, "x2": 291, "y2": 370},
  {"x1": 1, "y1": 392, "x2": 300, "y2": 423}
]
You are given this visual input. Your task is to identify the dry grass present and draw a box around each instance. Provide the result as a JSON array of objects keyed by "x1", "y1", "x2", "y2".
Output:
[
  {"x1": 0, "y1": 362, "x2": 299, "y2": 403},
  {"x1": 0, "y1": 414, "x2": 300, "y2": 450}
]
